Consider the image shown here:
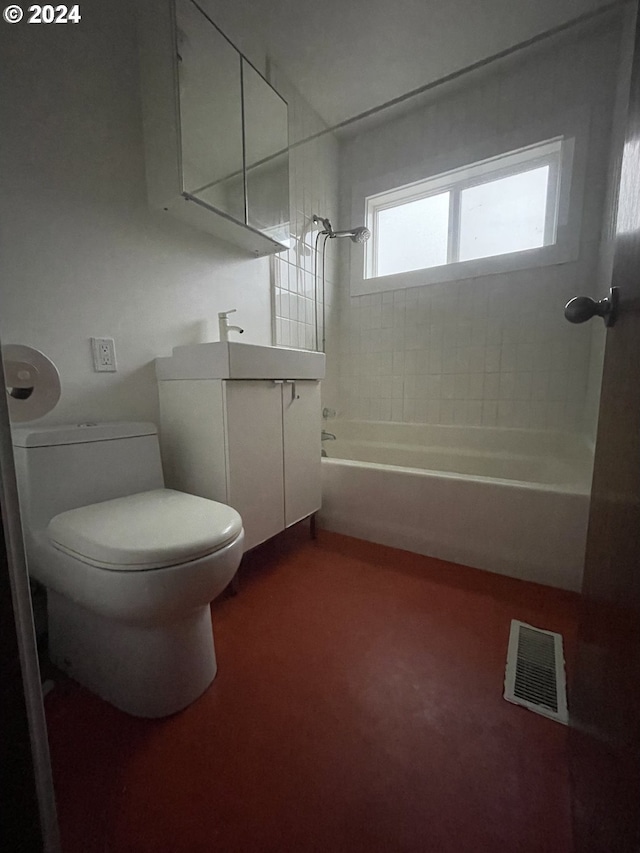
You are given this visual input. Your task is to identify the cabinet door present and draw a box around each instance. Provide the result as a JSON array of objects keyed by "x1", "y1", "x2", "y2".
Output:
[
  {"x1": 224, "y1": 381, "x2": 285, "y2": 551},
  {"x1": 242, "y1": 59, "x2": 290, "y2": 247},
  {"x1": 282, "y1": 380, "x2": 321, "y2": 527},
  {"x1": 174, "y1": 0, "x2": 245, "y2": 222}
]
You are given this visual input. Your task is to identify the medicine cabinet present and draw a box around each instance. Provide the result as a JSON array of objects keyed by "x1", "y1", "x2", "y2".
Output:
[{"x1": 137, "y1": 0, "x2": 291, "y2": 256}]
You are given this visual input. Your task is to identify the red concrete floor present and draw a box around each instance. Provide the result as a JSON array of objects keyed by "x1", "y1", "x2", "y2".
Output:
[{"x1": 45, "y1": 528, "x2": 579, "y2": 853}]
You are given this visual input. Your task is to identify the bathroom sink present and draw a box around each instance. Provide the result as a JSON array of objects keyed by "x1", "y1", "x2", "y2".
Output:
[{"x1": 155, "y1": 342, "x2": 325, "y2": 380}]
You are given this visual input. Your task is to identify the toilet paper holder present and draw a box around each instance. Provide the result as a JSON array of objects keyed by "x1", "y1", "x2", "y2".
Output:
[{"x1": 2, "y1": 345, "x2": 61, "y2": 422}]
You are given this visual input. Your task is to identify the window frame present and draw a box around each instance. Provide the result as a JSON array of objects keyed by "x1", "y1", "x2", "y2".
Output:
[
  {"x1": 345, "y1": 108, "x2": 589, "y2": 299},
  {"x1": 365, "y1": 138, "x2": 563, "y2": 280}
]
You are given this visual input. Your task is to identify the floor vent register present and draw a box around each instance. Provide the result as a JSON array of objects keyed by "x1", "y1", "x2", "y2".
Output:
[{"x1": 504, "y1": 620, "x2": 568, "y2": 724}]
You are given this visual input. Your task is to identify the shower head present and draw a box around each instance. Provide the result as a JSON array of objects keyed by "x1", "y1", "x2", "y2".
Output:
[
  {"x1": 332, "y1": 226, "x2": 371, "y2": 243},
  {"x1": 312, "y1": 215, "x2": 370, "y2": 243}
]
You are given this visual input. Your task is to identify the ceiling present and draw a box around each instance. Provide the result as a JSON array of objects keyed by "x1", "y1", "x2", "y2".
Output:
[{"x1": 205, "y1": 0, "x2": 612, "y2": 127}]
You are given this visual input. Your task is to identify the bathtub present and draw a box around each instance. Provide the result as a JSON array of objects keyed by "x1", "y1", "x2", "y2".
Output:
[{"x1": 319, "y1": 421, "x2": 593, "y2": 591}]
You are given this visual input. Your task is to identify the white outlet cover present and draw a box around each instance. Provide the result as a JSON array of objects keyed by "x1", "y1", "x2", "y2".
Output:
[{"x1": 91, "y1": 337, "x2": 117, "y2": 372}]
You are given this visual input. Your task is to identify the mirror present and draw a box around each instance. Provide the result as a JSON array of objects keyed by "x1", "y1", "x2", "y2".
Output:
[
  {"x1": 175, "y1": 0, "x2": 245, "y2": 224},
  {"x1": 242, "y1": 59, "x2": 290, "y2": 247}
]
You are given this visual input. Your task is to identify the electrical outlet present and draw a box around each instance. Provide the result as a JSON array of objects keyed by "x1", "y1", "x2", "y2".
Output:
[{"x1": 90, "y1": 337, "x2": 117, "y2": 372}]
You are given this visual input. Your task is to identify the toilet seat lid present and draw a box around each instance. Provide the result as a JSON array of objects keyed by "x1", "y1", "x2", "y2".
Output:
[{"x1": 47, "y1": 489, "x2": 243, "y2": 570}]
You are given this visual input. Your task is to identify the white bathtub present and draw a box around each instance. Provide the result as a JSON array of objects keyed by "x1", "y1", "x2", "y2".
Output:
[{"x1": 319, "y1": 421, "x2": 593, "y2": 591}]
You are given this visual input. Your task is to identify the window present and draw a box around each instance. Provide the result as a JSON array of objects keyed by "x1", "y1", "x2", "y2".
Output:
[{"x1": 365, "y1": 138, "x2": 563, "y2": 280}]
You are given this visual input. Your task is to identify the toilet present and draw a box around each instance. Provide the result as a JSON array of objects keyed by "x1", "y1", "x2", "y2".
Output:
[{"x1": 12, "y1": 421, "x2": 244, "y2": 718}]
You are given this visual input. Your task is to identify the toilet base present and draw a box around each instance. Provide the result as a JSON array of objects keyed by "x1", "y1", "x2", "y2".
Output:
[{"x1": 48, "y1": 591, "x2": 217, "y2": 717}]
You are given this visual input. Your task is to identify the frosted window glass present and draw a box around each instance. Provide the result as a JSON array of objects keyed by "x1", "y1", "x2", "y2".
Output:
[
  {"x1": 459, "y1": 166, "x2": 550, "y2": 262},
  {"x1": 376, "y1": 192, "x2": 450, "y2": 277}
]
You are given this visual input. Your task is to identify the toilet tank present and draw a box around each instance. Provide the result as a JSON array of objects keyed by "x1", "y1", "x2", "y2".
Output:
[{"x1": 12, "y1": 422, "x2": 165, "y2": 535}]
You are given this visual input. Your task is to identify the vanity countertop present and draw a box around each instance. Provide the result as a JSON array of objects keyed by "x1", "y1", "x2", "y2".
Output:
[{"x1": 155, "y1": 342, "x2": 325, "y2": 381}]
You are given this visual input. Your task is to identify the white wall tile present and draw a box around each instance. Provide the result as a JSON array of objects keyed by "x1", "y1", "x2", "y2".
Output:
[
  {"x1": 482, "y1": 400, "x2": 498, "y2": 427},
  {"x1": 484, "y1": 373, "x2": 500, "y2": 400},
  {"x1": 323, "y1": 23, "x2": 620, "y2": 429},
  {"x1": 484, "y1": 346, "x2": 501, "y2": 373},
  {"x1": 439, "y1": 400, "x2": 454, "y2": 424},
  {"x1": 469, "y1": 373, "x2": 485, "y2": 400},
  {"x1": 499, "y1": 372, "x2": 515, "y2": 400}
]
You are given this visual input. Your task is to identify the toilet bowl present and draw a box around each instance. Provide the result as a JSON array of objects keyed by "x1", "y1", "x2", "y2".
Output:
[{"x1": 12, "y1": 422, "x2": 244, "y2": 718}]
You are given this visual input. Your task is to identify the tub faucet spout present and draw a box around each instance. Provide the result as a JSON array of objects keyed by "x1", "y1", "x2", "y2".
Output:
[{"x1": 321, "y1": 430, "x2": 336, "y2": 441}]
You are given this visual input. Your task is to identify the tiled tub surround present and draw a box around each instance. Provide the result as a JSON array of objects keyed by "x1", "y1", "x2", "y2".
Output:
[
  {"x1": 319, "y1": 421, "x2": 592, "y2": 591},
  {"x1": 273, "y1": 253, "x2": 318, "y2": 350},
  {"x1": 329, "y1": 21, "x2": 624, "y2": 436},
  {"x1": 272, "y1": 185, "x2": 339, "y2": 351},
  {"x1": 323, "y1": 420, "x2": 592, "y2": 486},
  {"x1": 334, "y1": 273, "x2": 593, "y2": 431}
]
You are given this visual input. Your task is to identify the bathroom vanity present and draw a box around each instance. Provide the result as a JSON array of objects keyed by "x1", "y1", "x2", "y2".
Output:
[{"x1": 156, "y1": 343, "x2": 325, "y2": 551}]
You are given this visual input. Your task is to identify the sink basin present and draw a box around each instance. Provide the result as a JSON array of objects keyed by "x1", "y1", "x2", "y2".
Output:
[{"x1": 155, "y1": 342, "x2": 325, "y2": 381}]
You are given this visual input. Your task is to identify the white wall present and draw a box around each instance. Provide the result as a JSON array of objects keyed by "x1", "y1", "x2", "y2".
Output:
[
  {"x1": 0, "y1": 0, "x2": 284, "y2": 426},
  {"x1": 327, "y1": 19, "x2": 623, "y2": 435}
]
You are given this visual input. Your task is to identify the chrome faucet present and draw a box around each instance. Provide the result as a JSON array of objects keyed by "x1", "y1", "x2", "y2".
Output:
[
  {"x1": 218, "y1": 309, "x2": 244, "y2": 342},
  {"x1": 321, "y1": 430, "x2": 336, "y2": 441}
]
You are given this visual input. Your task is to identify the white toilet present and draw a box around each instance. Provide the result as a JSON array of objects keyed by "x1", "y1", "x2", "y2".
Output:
[{"x1": 12, "y1": 421, "x2": 244, "y2": 718}]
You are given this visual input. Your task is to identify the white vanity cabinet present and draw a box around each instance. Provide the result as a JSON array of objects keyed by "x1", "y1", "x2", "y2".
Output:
[{"x1": 157, "y1": 378, "x2": 321, "y2": 551}]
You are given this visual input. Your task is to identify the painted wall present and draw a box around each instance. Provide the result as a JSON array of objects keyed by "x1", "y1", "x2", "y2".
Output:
[
  {"x1": 0, "y1": 0, "x2": 329, "y2": 427},
  {"x1": 328, "y1": 20, "x2": 623, "y2": 435}
]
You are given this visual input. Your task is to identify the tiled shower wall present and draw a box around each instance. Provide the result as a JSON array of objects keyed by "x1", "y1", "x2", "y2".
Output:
[
  {"x1": 333, "y1": 272, "x2": 592, "y2": 430},
  {"x1": 327, "y1": 21, "x2": 624, "y2": 434},
  {"x1": 269, "y1": 66, "x2": 339, "y2": 351}
]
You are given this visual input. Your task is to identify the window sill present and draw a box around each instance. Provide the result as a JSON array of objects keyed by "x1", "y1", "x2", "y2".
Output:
[{"x1": 350, "y1": 240, "x2": 579, "y2": 296}]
